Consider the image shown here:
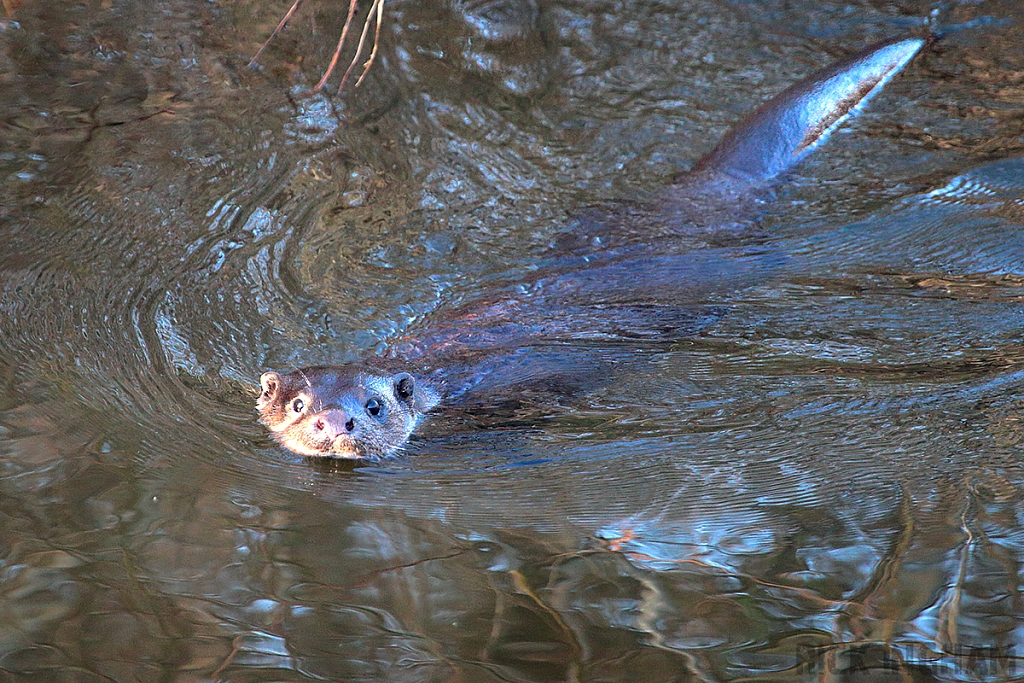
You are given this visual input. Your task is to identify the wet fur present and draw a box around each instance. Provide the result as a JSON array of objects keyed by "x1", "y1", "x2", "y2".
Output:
[
  {"x1": 258, "y1": 366, "x2": 441, "y2": 459},
  {"x1": 258, "y1": 37, "x2": 926, "y2": 459}
]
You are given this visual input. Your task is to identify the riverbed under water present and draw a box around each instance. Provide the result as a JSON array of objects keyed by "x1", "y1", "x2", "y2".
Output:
[{"x1": 2, "y1": 0, "x2": 1024, "y2": 680}]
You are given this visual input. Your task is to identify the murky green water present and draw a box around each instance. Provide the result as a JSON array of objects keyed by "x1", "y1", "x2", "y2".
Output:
[{"x1": 2, "y1": 0, "x2": 1024, "y2": 680}]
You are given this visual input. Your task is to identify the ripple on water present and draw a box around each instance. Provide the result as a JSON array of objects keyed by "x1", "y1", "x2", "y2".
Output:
[
  {"x1": 3, "y1": 1, "x2": 1024, "y2": 679},
  {"x1": 792, "y1": 158, "x2": 1024, "y2": 275}
]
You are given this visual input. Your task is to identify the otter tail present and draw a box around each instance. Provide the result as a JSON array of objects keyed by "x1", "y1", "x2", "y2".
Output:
[
  {"x1": 550, "y1": 38, "x2": 925, "y2": 258},
  {"x1": 678, "y1": 37, "x2": 925, "y2": 197}
]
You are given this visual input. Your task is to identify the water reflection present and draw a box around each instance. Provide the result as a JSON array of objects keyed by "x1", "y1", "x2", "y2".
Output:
[{"x1": 1, "y1": 0, "x2": 1024, "y2": 680}]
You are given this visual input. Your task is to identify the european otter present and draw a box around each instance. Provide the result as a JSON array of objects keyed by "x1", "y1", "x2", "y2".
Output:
[
  {"x1": 259, "y1": 37, "x2": 926, "y2": 459},
  {"x1": 258, "y1": 365, "x2": 442, "y2": 458}
]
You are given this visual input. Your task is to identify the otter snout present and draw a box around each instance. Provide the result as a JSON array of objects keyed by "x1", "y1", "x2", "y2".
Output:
[{"x1": 311, "y1": 409, "x2": 357, "y2": 440}]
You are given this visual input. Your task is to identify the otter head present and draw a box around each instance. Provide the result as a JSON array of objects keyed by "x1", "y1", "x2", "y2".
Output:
[{"x1": 256, "y1": 365, "x2": 441, "y2": 459}]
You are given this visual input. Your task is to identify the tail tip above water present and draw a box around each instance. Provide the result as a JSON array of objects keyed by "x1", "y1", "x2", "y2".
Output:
[{"x1": 692, "y1": 35, "x2": 927, "y2": 185}]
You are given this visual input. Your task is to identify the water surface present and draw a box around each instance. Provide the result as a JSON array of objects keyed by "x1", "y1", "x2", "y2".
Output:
[{"x1": 1, "y1": 0, "x2": 1024, "y2": 680}]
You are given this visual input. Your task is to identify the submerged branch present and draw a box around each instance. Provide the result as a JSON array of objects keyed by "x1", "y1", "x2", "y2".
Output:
[
  {"x1": 313, "y1": 0, "x2": 359, "y2": 92},
  {"x1": 247, "y1": 0, "x2": 306, "y2": 69},
  {"x1": 248, "y1": 0, "x2": 386, "y2": 94}
]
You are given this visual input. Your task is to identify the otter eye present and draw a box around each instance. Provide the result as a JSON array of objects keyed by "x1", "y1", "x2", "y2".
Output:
[
  {"x1": 291, "y1": 398, "x2": 305, "y2": 413},
  {"x1": 365, "y1": 398, "x2": 382, "y2": 417}
]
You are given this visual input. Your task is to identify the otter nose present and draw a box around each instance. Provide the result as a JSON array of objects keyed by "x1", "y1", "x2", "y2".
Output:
[{"x1": 311, "y1": 409, "x2": 356, "y2": 439}]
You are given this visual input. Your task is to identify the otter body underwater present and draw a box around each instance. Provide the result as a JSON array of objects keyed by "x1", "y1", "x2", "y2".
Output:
[{"x1": 258, "y1": 37, "x2": 926, "y2": 459}]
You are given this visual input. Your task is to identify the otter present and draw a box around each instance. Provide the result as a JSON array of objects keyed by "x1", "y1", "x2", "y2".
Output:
[
  {"x1": 258, "y1": 365, "x2": 442, "y2": 458},
  {"x1": 259, "y1": 37, "x2": 926, "y2": 459}
]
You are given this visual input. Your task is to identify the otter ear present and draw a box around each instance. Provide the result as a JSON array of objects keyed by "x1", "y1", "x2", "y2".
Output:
[
  {"x1": 259, "y1": 372, "x2": 282, "y2": 403},
  {"x1": 394, "y1": 373, "x2": 415, "y2": 402}
]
